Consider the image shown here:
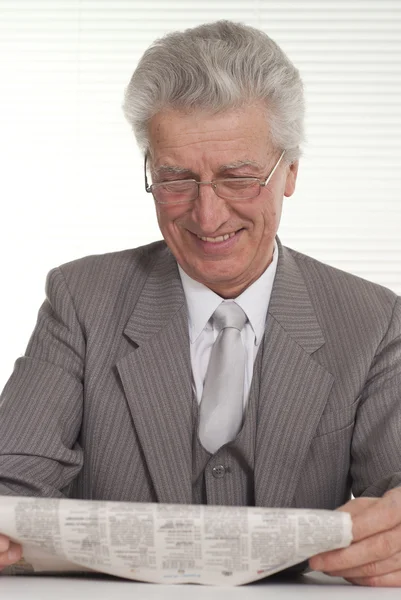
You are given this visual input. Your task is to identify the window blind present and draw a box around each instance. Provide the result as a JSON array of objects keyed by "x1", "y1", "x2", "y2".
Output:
[{"x1": 0, "y1": 0, "x2": 400, "y2": 382}]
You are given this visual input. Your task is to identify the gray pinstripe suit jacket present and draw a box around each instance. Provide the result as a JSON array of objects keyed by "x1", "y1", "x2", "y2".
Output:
[{"x1": 0, "y1": 238, "x2": 400, "y2": 506}]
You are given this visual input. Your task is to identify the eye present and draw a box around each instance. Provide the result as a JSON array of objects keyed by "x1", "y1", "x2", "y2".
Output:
[
  {"x1": 161, "y1": 181, "x2": 195, "y2": 192},
  {"x1": 227, "y1": 179, "x2": 250, "y2": 188},
  {"x1": 222, "y1": 178, "x2": 256, "y2": 189}
]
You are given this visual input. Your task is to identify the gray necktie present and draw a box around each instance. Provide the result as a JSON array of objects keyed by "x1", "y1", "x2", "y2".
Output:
[{"x1": 198, "y1": 302, "x2": 247, "y2": 454}]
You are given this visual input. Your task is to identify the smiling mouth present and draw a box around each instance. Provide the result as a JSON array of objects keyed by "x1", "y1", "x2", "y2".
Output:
[{"x1": 196, "y1": 231, "x2": 238, "y2": 243}]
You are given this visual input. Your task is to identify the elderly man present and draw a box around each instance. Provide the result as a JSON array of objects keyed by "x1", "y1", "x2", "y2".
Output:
[{"x1": 0, "y1": 21, "x2": 400, "y2": 586}]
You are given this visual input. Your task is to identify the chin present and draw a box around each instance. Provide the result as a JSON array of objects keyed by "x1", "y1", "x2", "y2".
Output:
[{"x1": 195, "y1": 270, "x2": 241, "y2": 288}]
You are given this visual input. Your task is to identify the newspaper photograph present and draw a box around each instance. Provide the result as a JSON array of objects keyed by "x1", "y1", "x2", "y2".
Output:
[{"x1": 0, "y1": 496, "x2": 352, "y2": 585}]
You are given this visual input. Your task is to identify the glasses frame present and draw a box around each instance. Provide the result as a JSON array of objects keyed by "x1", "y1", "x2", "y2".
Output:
[{"x1": 144, "y1": 150, "x2": 286, "y2": 205}]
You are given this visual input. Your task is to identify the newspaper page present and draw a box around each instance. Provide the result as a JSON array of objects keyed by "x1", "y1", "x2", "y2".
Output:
[{"x1": 0, "y1": 496, "x2": 352, "y2": 585}]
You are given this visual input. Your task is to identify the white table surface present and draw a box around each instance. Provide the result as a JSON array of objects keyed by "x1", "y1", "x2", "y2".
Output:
[{"x1": 1, "y1": 572, "x2": 399, "y2": 599}]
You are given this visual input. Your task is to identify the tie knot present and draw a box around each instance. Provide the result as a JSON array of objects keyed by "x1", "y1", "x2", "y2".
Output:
[{"x1": 213, "y1": 302, "x2": 247, "y2": 332}]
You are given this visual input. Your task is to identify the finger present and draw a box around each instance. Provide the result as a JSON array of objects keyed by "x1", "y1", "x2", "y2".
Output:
[
  {"x1": 309, "y1": 522, "x2": 401, "y2": 572},
  {"x1": 0, "y1": 535, "x2": 10, "y2": 553},
  {"x1": 309, "y1": 497, "x2": 378, "y2": 571},
  {"x1": 352, "y1": 488, "x2": 401, "y2": 542},
  {"x1": 0, "y1": 542, "x2": 22, "y2": 568},
  {"x1": 336, "y1": 497, "x2": 378, "y2": 517},
  {"x1": 344, "y1": 569, "x2": 401, "y2": 588},
  {"x1": 327, "y1": 550, "x2": 401, "y2": 579}
]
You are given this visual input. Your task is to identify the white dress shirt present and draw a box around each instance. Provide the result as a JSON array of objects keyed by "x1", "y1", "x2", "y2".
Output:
[{"x1": 178, "y1": 241, "x2": 279, "y2": 408}]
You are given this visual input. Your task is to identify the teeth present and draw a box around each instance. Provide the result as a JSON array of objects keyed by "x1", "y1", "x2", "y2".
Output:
[{"x1": 198, "y1": 232, "x2": 236, "y2": 243}]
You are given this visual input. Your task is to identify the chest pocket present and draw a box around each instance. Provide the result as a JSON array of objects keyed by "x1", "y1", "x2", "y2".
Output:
[{"x1": 313, "y1": 395, "x2": 361, "y2": 438}]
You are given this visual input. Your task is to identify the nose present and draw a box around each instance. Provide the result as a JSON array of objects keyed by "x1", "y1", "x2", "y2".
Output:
[{"x1": 190, "y1": 183, "x2": 231, "y2": 234}]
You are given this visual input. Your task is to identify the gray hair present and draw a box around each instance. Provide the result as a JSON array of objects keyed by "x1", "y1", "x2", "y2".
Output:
[{"x1": 123, "y1": 20, "x2": 304, "y2": 164}]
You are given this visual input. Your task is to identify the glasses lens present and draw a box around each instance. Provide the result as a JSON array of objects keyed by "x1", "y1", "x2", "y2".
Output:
[
  {"x1": 216, "y1": 179, "x2": 260, "y2": 200},
  {"x1": 153, "y1": 181, "x2": 197, "y2": 204}
]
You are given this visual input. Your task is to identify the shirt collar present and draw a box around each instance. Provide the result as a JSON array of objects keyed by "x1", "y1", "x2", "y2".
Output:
[
  {"x1": 178, "y1": 267, "x2": 222, "y2": 343},
  {"x1": 178, "y1": 240, "x2": 279, "y2": 344}
]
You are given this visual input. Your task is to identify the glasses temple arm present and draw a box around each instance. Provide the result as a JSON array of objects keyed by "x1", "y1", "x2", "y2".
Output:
[{"x1": 263, "y1": 149, "x2": 286, "y2": 186}]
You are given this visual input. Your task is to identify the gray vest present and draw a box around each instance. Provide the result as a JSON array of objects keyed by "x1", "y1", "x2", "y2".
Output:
[{"x1": 192, "y1": 336, "x2": 265, "y2": 505}]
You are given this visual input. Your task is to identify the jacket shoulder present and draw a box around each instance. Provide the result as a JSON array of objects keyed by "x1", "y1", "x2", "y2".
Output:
[
  {"x1": 285, "y1": 245, "x2": 399, "y2": 325},
  {"x1": 44, "y1": 241, "x2": 168, "y2": 324},
  {"x1": 56, "y1": 240, "x2": 167, "y2": 282}
]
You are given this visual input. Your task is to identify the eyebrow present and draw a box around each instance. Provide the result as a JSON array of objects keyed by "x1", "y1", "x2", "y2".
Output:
[
  {"x1": 153, "y1": 165, "x2": 193, "y2": 177},
  {"x1": 219, "y1": 159, "x2": 263, "y2": 172},
  {"x1": 153, "y1": 160, "x2": 264, "y2": 179}
]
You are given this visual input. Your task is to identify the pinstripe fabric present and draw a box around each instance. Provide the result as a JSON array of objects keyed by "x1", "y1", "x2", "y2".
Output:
[{"x1": 0, "y1": 238, "x2": 400, "y2": 507}]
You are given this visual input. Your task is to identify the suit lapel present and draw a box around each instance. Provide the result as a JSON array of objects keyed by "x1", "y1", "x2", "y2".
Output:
[
  {"x1": 116, "y1": 246, "x2": 193, "y2": 504},
  {"x1": 116, "y1": 240, "x2": 334, "y2": 507},
  {"x1": 254, "y1": 242, "x2": 334, "y2": 507}
]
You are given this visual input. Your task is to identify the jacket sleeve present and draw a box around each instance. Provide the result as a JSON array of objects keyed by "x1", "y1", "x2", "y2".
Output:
[
  {"x1": 351, "y1": 296, "x2": 401, "y2": 497},
  {"x1": 0, "y1": 266, "x2": 85, "y2": 497}
]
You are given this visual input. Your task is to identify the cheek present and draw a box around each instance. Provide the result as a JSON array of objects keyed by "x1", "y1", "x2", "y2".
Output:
[
  {"x1": 260, "y1": 190, "x2": 283, "y2": 227},
  {"x1": 156, "y1": 205, "x2": 188, "y2": 240},
  {"x1": 247, "y1": 193, "x2": 280, "y2": 233}
]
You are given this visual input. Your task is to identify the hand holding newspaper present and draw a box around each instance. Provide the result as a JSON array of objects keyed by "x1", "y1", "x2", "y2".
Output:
[{"x1": 0, "y1": 496, "x2": 352, "y2": 585}]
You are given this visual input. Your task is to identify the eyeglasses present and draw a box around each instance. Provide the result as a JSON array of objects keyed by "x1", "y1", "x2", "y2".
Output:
[{"x1": 144, "y1": 150, "x2": 286, "y2": 205}]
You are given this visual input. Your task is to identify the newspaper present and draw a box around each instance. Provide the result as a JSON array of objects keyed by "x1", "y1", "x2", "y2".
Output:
[{"x1": 0, "y1": 496, "x2": 352, "y2": 585}]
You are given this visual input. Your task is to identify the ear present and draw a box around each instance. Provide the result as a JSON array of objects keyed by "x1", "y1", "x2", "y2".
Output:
[{"x1": 284, "y1": 161, "x2": 299, "y2": 197}]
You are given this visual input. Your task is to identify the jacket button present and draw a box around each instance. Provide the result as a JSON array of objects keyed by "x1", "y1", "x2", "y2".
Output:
[{"x1": 212, "y1": 465, "x2": 226, "y2": 478}]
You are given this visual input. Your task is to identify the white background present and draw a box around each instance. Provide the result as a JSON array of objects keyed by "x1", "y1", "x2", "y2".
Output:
[{"x1": 0, "y1": 0, "x2": 400, "y2": 386}]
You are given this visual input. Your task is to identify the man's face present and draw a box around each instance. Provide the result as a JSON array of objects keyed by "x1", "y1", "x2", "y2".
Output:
[{"x1": 148, "y1": 103, "x2": 298, "y2": 298}]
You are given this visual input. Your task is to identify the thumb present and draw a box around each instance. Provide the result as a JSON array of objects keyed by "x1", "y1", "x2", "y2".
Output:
[
  {"x1": 0, "y1": 535, "x2": 10, "y2": 553},
  {"x1": 336, "y1": 497, "x2": 378, "y2": 517}
]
